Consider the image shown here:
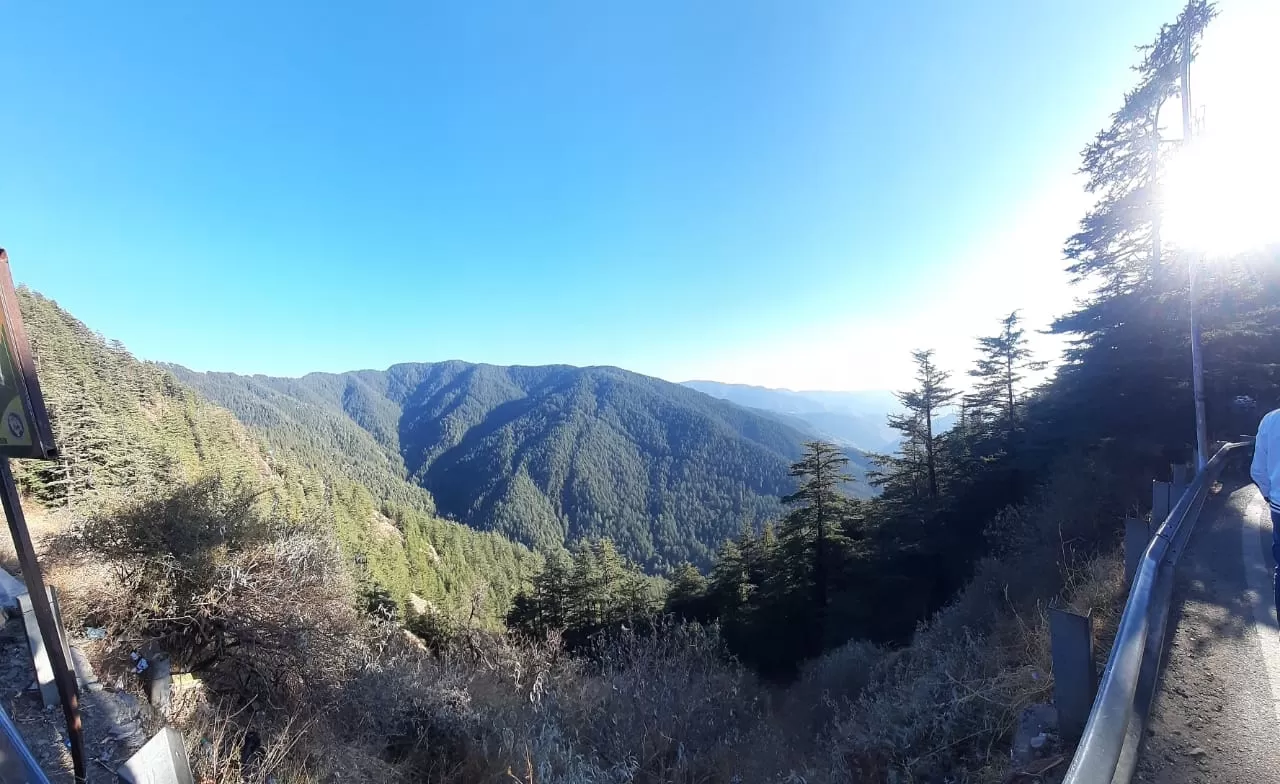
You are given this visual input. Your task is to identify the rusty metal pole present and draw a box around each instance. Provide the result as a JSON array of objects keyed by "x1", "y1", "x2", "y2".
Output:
[{"x1": 0, "y1": 458, "x2": 85, "y2": 782}]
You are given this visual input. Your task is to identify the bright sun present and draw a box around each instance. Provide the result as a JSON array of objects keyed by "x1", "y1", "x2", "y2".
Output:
[
  {"x1": 1163, "y1": 134, "x2": 1280, "y2": 255},
  {"x1": 1160, "y1": 0, "x2": 1280, "y2": 256}
]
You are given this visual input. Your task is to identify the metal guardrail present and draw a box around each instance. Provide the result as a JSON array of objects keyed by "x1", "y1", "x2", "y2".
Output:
[
  {"x1": 1062, "y1": 439, "x2": 1254, "y2": 784},
  {"x1": 0, "y1": 701, "x2": 53, "y2": 784}
]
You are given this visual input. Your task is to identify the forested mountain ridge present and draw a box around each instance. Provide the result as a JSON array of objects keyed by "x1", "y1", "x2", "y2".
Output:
[
  {"x1": 17, "y1": 288, "x2": 537, "y2": 623},
  {"x1": 172, "y1": 361, "x2": 866, "y2": 569},
  {"x1": 154, "y1": 365, "x2": 437, "y2": 514}
]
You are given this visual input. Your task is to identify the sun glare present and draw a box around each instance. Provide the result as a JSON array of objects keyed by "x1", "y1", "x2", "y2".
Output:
[
  {"x1": 1161, "y1": 0, "x2": 1280, "y2": 257},
  {"x1": 1162, "y1": 134, "x2": 1280, "y2": 256}
]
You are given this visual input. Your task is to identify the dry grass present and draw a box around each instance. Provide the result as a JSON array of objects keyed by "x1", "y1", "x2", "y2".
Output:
[{"x1": 32, "y1": 455, "x2": 1135, "y2": 784}]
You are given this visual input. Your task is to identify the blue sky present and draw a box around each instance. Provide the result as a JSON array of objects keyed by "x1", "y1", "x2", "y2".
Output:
[{"x1": 3, "y1": 1, "x2": 1270, "y2": 389}]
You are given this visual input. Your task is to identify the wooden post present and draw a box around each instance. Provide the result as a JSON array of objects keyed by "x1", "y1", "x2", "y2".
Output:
[
  {"x1": 1050, "y1": 607, "x2": 1097, "y2": 742},
  {"x1": 0, "y1": 459, "x2": 85, "y2": 782}
]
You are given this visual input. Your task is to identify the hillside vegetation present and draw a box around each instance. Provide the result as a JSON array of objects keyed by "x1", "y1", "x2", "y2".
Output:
[
  {"x1": 173, "y1": 361, "x2": 870, "y2": 570},
  {"x1": 17, "y1": 289, "x2": 537, "y2": 624}
]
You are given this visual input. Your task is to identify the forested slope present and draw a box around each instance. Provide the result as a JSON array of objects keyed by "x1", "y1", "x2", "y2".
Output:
[
  {"x1": 18, "y1": 289, "x2": 536, "y2": 623},
  {"x1": 174, "y1": 361, "x2": 860, "y2": 569}
]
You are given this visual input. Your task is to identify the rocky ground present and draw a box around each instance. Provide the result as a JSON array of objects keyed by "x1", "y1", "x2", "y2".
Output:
[{"x1": 0, "y1": 616, "x2": 146, "y2": 782}]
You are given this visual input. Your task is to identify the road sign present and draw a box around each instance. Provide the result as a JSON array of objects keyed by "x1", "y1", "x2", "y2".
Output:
[{"x1": 0, "y1": 250, "x2": 56, "y2": 460}]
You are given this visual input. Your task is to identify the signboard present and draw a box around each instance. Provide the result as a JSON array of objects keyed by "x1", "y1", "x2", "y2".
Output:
[{"x1": 0, "y1": 251, "x2": 57, "y2": 460}]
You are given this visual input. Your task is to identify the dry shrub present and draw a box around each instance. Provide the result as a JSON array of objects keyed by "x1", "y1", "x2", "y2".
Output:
[
  {"x1": 336, "y1": 636, "x2": 490, "y2": 781},
  {"x1": 38, "y1": 451, "x2": 1137, "y2": 784},
  {"x1": 1060, "y1": 553, "x2": 1127, "y2": 672},
  {"x1": 333, "y1": 619, "x2": 767, "y2": 784},
  {"x1": 786, "y1": 638, "x2": 886, "y2": 736},
  {"x1": 182, "y1": 696, "x2": 314, "y2": 784},
  {"x1": 77, "y1": 475, "x2": 360, "y2": 715},
  {"x1": 572, "y1": 620, "x2": 765, "y2": 781}
]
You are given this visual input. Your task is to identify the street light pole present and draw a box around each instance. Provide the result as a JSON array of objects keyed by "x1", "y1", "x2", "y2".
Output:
[{"x1": 1181, "y1": 17, "x2": 1209, "y2": 471}]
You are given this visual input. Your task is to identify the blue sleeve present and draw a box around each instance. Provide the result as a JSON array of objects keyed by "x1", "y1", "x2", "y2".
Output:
[{"x1": 1252, "y1": 415, "x2": 1271, "y2": 499}]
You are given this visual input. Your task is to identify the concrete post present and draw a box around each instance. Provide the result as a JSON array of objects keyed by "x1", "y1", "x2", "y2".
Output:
[
  {"x1": 1151, "y1": 480, "x2": 1172, "y2": 527},
  {"x1": 147, "y1": 655, "x2": 173, "y2": 710},
  {"x1": 1171, "y1": 462, "x2": 1191, "y2": 499},
  {"x1": 1050, "y1": 607, "x2": 1096, "y2": 742},
  {"x1": 118, "y1": 727, "x2": 194, "y2": 784},
  {"x1": 1124, "y1": 516, "x2": 1150, "y2": 584},
  {"x1": 17, "y1": 587, "x2": 75, "y2": 708}
]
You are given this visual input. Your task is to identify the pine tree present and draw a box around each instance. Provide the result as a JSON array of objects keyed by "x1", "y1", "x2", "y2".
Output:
[
  {"x1": 665, "y1": 561, "x2": 708, "y2": 620},
  {"x1": 777, "y1": 441, "x2": 854, "y2": 655},
  {"x1": 886, "y1": 350, "x2": 958, "y2": 499},
  {"x1": 969, "y1": 311, "x2": 1043, "y2": 438},
  {"x1": 708, "y1": 538, "x2": 750, "y2": 621}
]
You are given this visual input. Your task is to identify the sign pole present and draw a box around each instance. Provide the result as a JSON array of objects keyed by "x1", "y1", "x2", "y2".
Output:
[
  {"x1": 0, "y1": 458, "x2": 85, "y2": 782},
  {"x1": 0, "y1": 251, "x2": 84, "y2": 782}
]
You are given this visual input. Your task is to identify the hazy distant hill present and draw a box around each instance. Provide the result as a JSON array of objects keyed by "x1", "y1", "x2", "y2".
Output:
[
  {"x1": 173, "y1": 362, "x2": 871, "y2": 570},
  {"x1": 681, "y1": 381, "x2": 903, "y2": 452}
]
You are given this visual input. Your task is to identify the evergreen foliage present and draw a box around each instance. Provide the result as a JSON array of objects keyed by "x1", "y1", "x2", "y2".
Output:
[
  {"x1": 968, "y1": 311, "x2": 1044, "y2": 439},
  {"x1": 506, "y1": 538, "x2": 661, "y2": 646},
  {"x1": 16, "y1": 288, "x2": 536, "y2": 626},
  {"x1": 173, "y1": 362, "x2": 870, "y2": 570},
  {"x1": 870, "y1": 349, "x2": 958, "y2": 503}
]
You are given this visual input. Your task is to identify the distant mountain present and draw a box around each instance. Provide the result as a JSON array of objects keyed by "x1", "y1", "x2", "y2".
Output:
[
  {"x1": 681, "y1": 381, "x2": 903, "y2": 452},
  {"x1": 172, "y1": 362, "x2": 872, "y2": 570}
]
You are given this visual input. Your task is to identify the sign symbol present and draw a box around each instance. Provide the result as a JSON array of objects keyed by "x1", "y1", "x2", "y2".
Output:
[{"x1": 6, "y1": 413, "x2": 23, "y2": 440}]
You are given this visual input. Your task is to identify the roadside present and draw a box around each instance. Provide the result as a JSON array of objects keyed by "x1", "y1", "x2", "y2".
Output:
[
  {"x1": 0, "y1": 501, "x2": 148, "y2": 783},
  {"x1": 1135, "y1": 482, "x2": 1280, "y2": 782}
]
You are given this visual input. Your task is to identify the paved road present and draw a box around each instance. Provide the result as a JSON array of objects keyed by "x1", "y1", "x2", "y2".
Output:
[{"x1": 1136, "y1": 480, "x2": 1280, "y2": 782}]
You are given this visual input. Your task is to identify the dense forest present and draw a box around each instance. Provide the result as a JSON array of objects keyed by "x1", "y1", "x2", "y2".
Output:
[
  {"x1": 16, "y1": 289, "x2": 538, "y2": 625},
  {"x1": 173, "y1": 361, "x2": 871, "y2": 570}
]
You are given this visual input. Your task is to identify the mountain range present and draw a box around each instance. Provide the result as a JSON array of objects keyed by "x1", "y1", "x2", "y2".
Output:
[
  {"x1": 680, "y1": 381, "x2": 907, "y2": 452},
  {"x1": 172, "y1": 362, "x2": 874, "y2": 570}
]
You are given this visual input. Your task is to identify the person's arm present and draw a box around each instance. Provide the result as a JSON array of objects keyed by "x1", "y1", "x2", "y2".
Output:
[{"x1": 1251, "y1": 415, "x2": 1271, "y2": 499}]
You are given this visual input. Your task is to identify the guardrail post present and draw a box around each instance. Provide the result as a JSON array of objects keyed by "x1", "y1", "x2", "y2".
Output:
[
  {"x1": 1152, "y1": 480, "x2": 1172, "y2": 526},
  {"x1": 17, "y1": 587, "x2": 74, "y2": 709},
  {"x1": 1124, "y1": 516, "x2": 1150, "y2": 583},
  {"x1": 1171, "y1": 462, "x2": 1192, "y2": 498},
  {"x1": 118, "y1": 727, "x2": 194, "y2": 784},
  {"x1": 1050, "y1": 607, "x2": 1096, "y2": 742}
]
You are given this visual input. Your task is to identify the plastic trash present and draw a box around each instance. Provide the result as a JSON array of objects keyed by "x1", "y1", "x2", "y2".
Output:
[{"x1": 84, "y1": 627, "x2": 107, "y2": 640}]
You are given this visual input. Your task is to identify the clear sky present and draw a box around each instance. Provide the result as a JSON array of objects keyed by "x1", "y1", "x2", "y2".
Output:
[{"x1": 4, "y1": 1, "x2": 1274, "y2": 390}]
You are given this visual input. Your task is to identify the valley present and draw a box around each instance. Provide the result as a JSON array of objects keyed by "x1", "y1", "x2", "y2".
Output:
[{"x1": 172, "y1": 362, "x2": 874, "y2": 570}]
